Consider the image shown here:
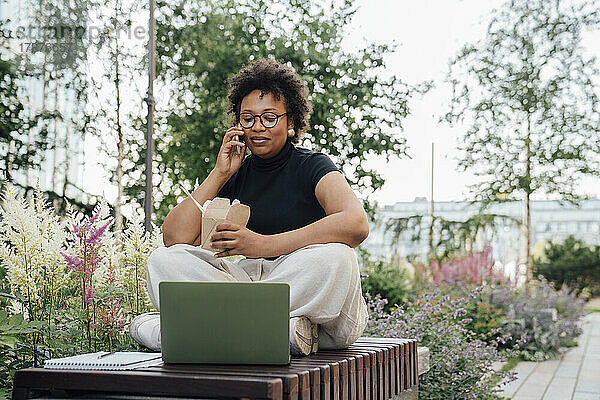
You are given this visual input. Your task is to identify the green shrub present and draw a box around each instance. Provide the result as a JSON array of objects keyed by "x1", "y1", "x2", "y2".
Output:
[
  {"x1": 465, "y1": 299, "x2": 505, "y2": 343},
  {"x1": 533, "y1": 236, "x2": 600, "y2": 295},
  {"x1": 358, "y1": 250, "x2": 413, "y2": 312}
]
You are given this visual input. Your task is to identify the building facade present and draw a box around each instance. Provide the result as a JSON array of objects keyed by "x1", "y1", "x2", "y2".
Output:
[{"x1": 363, "y1": 198, "x2": 600, "y2": 268}]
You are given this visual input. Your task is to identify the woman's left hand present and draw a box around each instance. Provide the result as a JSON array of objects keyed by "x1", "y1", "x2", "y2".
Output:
[{"x1": 210, "y1": 223, "x2": 276, "y2": 258}]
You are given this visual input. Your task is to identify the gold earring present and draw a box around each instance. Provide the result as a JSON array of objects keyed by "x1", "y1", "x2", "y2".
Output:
[{"x1": 288, "y1": 129, "x2": 294, "y2": 137}]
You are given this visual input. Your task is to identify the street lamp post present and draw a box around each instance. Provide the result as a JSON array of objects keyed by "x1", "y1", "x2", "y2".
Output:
[
  {"x1": 428, "y1": 142, "x2": 434, "y2": 260},
  {"x1": 144, "y1": 0, "x2": 155, "y2": 232}
]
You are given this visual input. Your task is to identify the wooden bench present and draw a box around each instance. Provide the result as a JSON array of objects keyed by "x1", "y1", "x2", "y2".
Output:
[{"x1": 12, "y1": 338, "x2": 420, "y2": 400}]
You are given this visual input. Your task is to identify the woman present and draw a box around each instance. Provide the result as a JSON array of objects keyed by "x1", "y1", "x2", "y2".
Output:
[{"x1": 131, "y1": 59, "x2": 370, "y2": 356}]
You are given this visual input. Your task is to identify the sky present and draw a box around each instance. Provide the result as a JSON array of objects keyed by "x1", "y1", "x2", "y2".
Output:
[
  {"x1": 81, "y1": 0, "x2": 600, "y2": 209},
  {"x1": 343, "y1": 0, "x2": 600, "y2": 206}
]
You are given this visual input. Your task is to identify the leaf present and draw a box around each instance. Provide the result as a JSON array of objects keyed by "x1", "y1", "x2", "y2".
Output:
[
  {"x1": 0, "y1": 335, "x2": 18, "y2": 348},
  {"x1": 8, "y1": 314, "x2": 23, "y2": 326}
]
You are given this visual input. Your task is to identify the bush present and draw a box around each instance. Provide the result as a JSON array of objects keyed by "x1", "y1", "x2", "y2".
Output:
[
  {"x1": 485, "y1": 279, "x2": 585, "y2": 361},
  {"x1": 426, "y1": 248, "x2": 512, "y2": 346},
  {"x1": 427, "y1": 247, "x2": 585, "y2": 358},
  {"x1": 365, "y1": 289, "x2": 516, "y2": 400},
  {"x1": 464, "y1": 297, "x2": 505, "y2": 344},
  {"x1": 533, "y1": 235, "x2": 600, "y2": 296},
  {"x1": 359, "y1": 250, "x2": 413, "y2": 312}
]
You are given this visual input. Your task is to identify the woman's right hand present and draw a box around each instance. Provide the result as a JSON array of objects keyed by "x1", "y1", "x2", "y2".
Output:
[{"x1": 214, "y1": 125, "x2": 246, "y2": 178}]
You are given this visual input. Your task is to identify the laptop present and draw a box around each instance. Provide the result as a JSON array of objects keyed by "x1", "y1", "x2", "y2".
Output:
[{"x1": 159, "y1": 281, "x2": 290, "y2": 364}]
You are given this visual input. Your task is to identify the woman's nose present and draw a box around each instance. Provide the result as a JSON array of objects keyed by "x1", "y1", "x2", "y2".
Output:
[{"x1": 252, "y1": 118, "x2": 266, "y2": 130}]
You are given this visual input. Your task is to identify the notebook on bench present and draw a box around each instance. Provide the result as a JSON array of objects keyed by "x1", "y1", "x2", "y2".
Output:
[{"x1": 159, "y1": 281, "x2": 290, "y2": 364}]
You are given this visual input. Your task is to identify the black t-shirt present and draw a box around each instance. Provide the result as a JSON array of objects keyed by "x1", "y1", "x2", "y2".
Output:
[{"x1": 217, "y1": 140, "x2": 339, "y2": 236}]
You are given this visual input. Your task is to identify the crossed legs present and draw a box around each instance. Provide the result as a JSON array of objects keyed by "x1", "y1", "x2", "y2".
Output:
[{"x1": 139, "y1": 242, "x2": 368, "y2": 351}]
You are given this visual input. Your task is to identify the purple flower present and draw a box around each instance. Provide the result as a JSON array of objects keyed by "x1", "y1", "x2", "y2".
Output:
[
  {"x1": 364, "y1": 286, "x2": 518, "y2": 398},
  {"x1": 84, "y1": 286, "x2": 95, "y2": 305},
  {"x1": 62, "y1": 252, "x2": 83, "y2": 270},
  {"x1": 85, "y1": 219, "x2": 112, "y2": 244}
]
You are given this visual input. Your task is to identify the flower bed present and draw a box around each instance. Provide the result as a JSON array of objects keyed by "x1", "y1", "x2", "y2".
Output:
[
  {"x1": 0, "y1": 184, "x2": 161, "y2": 397},
  {"x1": 362, "y1": 248, "x2": 586, "y2": 398}
]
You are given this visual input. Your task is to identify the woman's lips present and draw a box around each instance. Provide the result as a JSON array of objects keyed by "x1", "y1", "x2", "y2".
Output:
[{"x1": 250, "y1": 137, "x2": 270, "y2": 145}]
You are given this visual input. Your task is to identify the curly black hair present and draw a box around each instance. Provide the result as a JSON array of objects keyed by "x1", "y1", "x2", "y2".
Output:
[{"x1": 227, "y1": 59, "x2": 312, "y2": 144}]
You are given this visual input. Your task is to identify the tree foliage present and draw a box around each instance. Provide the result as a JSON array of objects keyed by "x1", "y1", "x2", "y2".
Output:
[
  {"x1": 0, "y1": 1, "x2": 95, "y2": 213},
  {"x1": 125, "y1": 0, "x2": 428, "y2": 221},
  {"x1": 533, "y1": 235, "x2": 600, "y2": 295},
  {"x1": 445, "y1": 0, "x2": 600, "y2": 278},
  {"x1": 86, "y1": 0, "x2": 146, "y2": 231},
  {"x1": 0, "y1": 13, "x2": 52, "y2": 183},
  {"x1": 446, "y1": 0, "x2": 600, "y2": 203},
  {"x1": 0, "y1": 52, "x2": 38, "y2": 182},
  {"x1": 21, "y1": 0, "x2": 91, "y2": 200}
]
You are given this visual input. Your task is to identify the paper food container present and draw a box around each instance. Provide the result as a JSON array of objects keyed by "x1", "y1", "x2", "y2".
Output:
[{"x1": 200, "y1": 197, "x2": 251, "y2": 252}]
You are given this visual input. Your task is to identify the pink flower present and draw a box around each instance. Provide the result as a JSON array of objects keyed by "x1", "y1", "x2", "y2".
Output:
[
  {"x1": 86, "y1": 219, "x2": 112, "y2": 245},
  {"x1": 62, "y1": 252, "x2": 83, "y2": 271},
  {"x1": 86, "y1": 211, "x2": 100, "y2": 228},
  {"x1": 84, "y1": 286, "x2": 95, "y2": 305},
  {"x1": 95, "y1": 296, "x2": 126, "y2": 336},
  {"x1": 431, "y1": 246, "x2": 506, "y2": 286}
]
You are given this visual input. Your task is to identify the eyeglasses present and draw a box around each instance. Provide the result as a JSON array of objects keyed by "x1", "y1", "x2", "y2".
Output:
[{"x1": 238, "y1": 112, "x2": 287, "y2": 129}]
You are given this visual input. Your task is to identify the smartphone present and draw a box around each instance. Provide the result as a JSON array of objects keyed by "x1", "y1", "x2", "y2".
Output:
[{"x1": 235, "y1": 124, "x2": 242, "y2": 155}]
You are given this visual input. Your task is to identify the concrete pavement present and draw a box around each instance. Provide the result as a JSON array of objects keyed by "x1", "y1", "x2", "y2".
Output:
[{"x1": 498, "y1": 312, "x2": 600, "y2": 400}]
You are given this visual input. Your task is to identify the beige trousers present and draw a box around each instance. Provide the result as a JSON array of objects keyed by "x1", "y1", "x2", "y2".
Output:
[{"x1": 146, "y1": 242, "x2": 369, "y2": 349}]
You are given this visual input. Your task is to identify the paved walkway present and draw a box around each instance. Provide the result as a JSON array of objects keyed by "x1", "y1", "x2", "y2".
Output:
[{"x1": 498, "y1": 312, "x2": 600, "y2": 400}]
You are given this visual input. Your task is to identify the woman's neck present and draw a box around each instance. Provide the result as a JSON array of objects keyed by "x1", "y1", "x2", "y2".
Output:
[{"x1": 250, "y1": 140, "x2": 294, "y2": 171}]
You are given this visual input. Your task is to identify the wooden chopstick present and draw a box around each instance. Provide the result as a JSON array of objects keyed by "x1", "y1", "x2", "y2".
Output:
[{"x1": 179, "y1": 184, "x2": 206, "y2": 214}]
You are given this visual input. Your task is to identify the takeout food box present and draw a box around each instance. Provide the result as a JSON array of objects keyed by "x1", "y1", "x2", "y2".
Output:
[{"x1": 201, "y1": 197, "x2": 251, "y2": 252}]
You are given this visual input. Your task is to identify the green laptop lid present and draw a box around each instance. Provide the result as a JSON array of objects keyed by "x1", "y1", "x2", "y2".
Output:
[{"x1": 159, "y1": 281, "x2": 290, "y2": 365}]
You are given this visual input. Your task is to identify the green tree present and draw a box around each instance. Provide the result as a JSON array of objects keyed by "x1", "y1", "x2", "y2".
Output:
[
  {"x1": 0, "y1": 52, "x2": 38, "y2": 182},
  {"x1": 445, "y1": 0, "x2": 600, "y2": 281},
  {"x1": 533, "y1": 235, "x2": 600, "y2": 295},
  {"x1": 1, "y1": 16, "x2": 47, "y2": 182},
  {"x1": 16, "y1": 0, "x2": 91, "y2": 197},
  {"x1": 1, "y1": 0, "x2": 94, "y2": 212},
  {"x1": 87, "y1": 0, "x2": 145, "y2": 232},
  {"x1": 126, "y1": 0, "x2": 428, "y2": 221}
]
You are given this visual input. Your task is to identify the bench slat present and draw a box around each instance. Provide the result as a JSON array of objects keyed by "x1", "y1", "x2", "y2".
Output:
[
  {"x1": 320, "y1": 349, "x2": 366, "y2": 400},
  {"x1": 311, "y1": 353, "x2": 363, "y2": 400},
  {"x1": 346, "y1": 347, "x2": 375, "y2": 400},
  {"x1": 304, "y1": 355, "x2": 348, "y2": 400},
  {"x1": 347, "y1": 343, "x2": 385, "y2": 400},
  {"x1": 291, "y1": 360, "x2": 331, "y2": 400},
  {"x1": 150, "y1": 364, "x2": 304, "y2": 400},
  {"x1": 357, "y1": 337, "x2": 418, "y2": 392},
  {"x1": 13, "y1": 368, "x2": 283, "y2": 400},
  {"x1": 357, "y1": 338, "x2": 404, "y2": 395}
]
